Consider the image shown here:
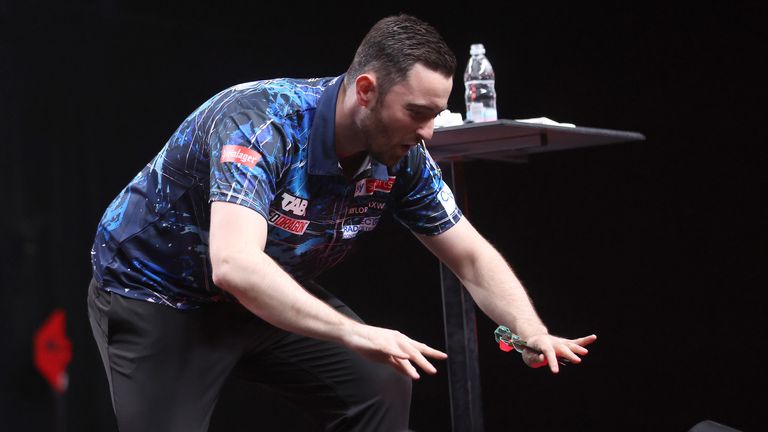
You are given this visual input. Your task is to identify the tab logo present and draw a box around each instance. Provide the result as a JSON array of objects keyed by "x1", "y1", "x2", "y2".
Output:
[
  {"x1": 269, "y1": 211, "x2": 309, "y2": 235},
  {"x1": 281, "y1": 193, "x2": 308, "y2": 216},
  {"x1": 354, "y1": 176, "x2": 396, "y2": 197},
  {"x1": 221, "y1": 145, "x2": 262, "y2": 168}
]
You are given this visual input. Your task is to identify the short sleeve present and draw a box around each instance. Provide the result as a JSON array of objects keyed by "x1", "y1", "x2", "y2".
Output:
[
  {"x1": 391, "y1": 145, "x2": 463, "y2": 236},
  {"x1": 208, "y1": 109, "x2": 288, "y2": 219}
]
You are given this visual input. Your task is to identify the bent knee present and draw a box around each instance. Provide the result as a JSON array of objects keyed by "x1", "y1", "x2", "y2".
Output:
[{"x1": 360, "y1": 361, "x2": 412, "y2": 405}]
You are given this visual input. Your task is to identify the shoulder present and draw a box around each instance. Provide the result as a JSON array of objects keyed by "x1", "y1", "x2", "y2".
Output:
[
  {"x1": 198, "y1": 77, "x2": 336, "y2": 121},
  {"x1": 235, "y1": 77, "x2": 338, "y2": 116}
]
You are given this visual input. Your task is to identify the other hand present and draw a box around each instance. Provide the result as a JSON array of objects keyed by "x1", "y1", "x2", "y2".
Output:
[
  {"x1": 343, "y1": 324, "x2": 448, "y2": 379},
  {"x1": 521, "y1": 333, "x2": 597, "y2": 373}
]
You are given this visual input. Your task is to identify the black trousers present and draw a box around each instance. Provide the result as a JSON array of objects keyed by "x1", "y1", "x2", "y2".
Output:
[{"x1": 87, "y1": 278, "x2": 412, "y2": 432}]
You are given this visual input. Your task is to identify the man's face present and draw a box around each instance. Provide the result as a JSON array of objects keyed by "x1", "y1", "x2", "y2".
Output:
[{"x1": 359, "y1": 64, "x2": 453, "y2": 166}]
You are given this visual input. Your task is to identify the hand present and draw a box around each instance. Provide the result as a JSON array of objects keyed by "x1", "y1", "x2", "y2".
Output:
[
  {"x1": 521, "y1": 334, "x2": 597, "y2": 373},
  {"x1": 342, "y1": 324, "x2": 448, "y2": 379}
]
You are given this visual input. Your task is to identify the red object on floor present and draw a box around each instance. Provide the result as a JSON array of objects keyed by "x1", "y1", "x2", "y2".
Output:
[{"x1": 33, "y1": 309, "x2": 72, "y2": 393}]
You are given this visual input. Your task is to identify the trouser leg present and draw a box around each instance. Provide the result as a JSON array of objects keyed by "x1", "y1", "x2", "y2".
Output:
[
  {"x1": 233, "y1": 281, "x2": 413, "y2": 432},
  {"x1": 87, "y1": 279, "x2": 253, "y2": 432},
  {"x1": 88, "y1": 278, "x2": 413, "y2": 432}
]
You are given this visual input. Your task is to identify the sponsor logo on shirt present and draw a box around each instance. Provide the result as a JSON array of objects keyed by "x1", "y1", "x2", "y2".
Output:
[
  {"x1": 353, "y1": 176, "x2": 395, "y2": 197},
  {"x1": 341, "y1": 217, "x2": 380, "y2": 239},
  {"x1": 281, "y1": 193, "x2": 308, "y2": 216},
  {"x1": 348, "y1": 200, "x2": 387, "y2": 215},
  {"x1": 269, "y1": 211, "x2": 309, "y2": 235},
  {"x1": 221, "y1": 145, "x2": 262, "y2": 168},
  {"x1": 438, "y1": 184, "x2": 457, "y2": 215}
]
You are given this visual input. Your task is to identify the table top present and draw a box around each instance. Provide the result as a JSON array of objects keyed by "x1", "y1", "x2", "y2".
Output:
[{"x1": 427, "y1": 119, "x2": 646, "y2": 162}]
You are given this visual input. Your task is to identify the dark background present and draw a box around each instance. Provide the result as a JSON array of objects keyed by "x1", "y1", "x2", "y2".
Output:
[{"x1": 2, "y1": 1, "x2": 766, "y2": 431}]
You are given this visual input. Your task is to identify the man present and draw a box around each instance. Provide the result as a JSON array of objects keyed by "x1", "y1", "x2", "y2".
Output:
[{"x1": 88, "y1": 14, "x2": 596, "y2": 432}]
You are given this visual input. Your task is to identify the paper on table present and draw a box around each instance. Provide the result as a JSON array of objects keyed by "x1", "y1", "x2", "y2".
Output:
[
  {"x1": 515, "y1": 117, "x2": 576, "y2": 128},
  {"x1": 433, "y1": 109, "x2": 464, "y2": 128}
]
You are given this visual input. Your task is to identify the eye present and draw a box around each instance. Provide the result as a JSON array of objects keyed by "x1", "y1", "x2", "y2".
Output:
[{"x1": 407, "y1": 108, "x2": 433, "y2": 121}]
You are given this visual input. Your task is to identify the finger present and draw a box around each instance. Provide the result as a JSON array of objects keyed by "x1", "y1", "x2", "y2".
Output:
[
  {"x1": 573, "y1": 334, "x2": 598, "y2": 346},
  {"x1": 400, "y1": 347, "x2": 438, "y2": 375},
  {"x1": 397, "y1": 339, "x2": 443, "y2": 374},
  {"x1": 413, "y1": 341, "x2": 448, "y2": 359},
  {"x1": 542, "y1": 346, "x2": 560, "y2": 373},
  {"x1": 398, "y1": 358, "x2": 420, "y2": 380},
  {"x1": 384, "y1": 344, "x2": 412, "y2": 360},
  {"x1": 389, "y1": 356, "x2": 420, "y2": 380},
  {"x1": 566, "y1": 341, "x2": 589, "y2": 356},
  {"x1": 557, "y1": 346, "x2": 582, "y2": 364}
]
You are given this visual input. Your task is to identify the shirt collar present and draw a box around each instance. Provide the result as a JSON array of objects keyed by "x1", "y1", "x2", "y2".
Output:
[{"x1": 307, "y1": 75, "x2": 389, "y2": 180}]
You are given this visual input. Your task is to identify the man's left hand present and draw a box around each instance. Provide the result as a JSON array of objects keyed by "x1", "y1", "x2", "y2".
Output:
[{"x1": 521, "y1": 334, "x2": 597, "y2": 373}]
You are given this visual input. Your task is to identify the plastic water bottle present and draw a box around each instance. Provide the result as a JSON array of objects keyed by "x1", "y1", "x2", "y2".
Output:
[{"x1": 464, "y1": 43, "x2": 497, "y2": 123}]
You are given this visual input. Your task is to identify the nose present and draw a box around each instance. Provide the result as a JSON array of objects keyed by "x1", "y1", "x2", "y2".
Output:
[{"x1": 416, "y1": 118, "x2": 435, "y2": 142}]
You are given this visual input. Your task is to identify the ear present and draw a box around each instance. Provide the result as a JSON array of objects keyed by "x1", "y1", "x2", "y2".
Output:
[{"x1": 354, "y1": 73, "x2": 377, "y2": 108}]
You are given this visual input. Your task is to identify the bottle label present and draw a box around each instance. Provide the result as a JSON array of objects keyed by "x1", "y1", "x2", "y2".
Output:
[
  {"x1": 468, "y1": 103, "x2": 497, "y2": 123},
  {"x1": 464, "y1": 79, "x2": 497, "y2": 122},
  {"x1": 468, "y1": 102, "x2": 484, "y2": 122},
  {"x1": 484, "y1": 107, "x2": 498, "y2": 122}
]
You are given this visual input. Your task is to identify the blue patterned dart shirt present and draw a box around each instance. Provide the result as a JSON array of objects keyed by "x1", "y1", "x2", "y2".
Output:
[{"x1": 91, "y1": 75, "x2": 462, "y2": 309}]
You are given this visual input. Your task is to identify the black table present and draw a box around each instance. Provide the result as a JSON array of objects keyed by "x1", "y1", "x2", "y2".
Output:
[{"x1": 427, "y1": 119, "x2": 645, "y2": 432}]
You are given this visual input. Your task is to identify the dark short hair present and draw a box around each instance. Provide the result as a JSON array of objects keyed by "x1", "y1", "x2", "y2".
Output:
[{"x1": 344, "y1": 14, "x2": 456, "y2": 98}]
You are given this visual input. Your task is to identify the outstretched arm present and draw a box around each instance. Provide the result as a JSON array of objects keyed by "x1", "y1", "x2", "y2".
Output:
[
  {"x1": 417, "y1": 217, "x2": 596, "y2": 373},
  {"x1": 209, "y1": 201, "x2": 446, "y2": 379}
]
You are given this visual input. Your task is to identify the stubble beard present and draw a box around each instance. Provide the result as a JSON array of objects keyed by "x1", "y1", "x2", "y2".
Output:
[{"x1": 361, "y1": 105, "x2": 406, "y2": 167}]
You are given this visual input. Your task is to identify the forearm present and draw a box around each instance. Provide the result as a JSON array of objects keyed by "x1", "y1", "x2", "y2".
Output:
[
  {"x1": 420, "y1": 218, "x2": 596, "y2": 371},
  {"x1": 212, "y1": 250, "x2": 357, "y2": 344},
  {"x1": 208, "y1": 202, "x2": 447, "y2": 379},
  {"x1": 458, "y1": 246, "x2": 548, "y2": 340}
]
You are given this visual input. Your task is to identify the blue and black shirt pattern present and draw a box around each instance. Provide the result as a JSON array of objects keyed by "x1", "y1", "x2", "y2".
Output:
[{"x1": 92, "y1": 75, "x2": 462, "y2": 309}]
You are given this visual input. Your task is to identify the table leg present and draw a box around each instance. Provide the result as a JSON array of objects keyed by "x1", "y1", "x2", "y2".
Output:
[{"x1": 440, "y1": 161, "x2": 485, "y2": 432}]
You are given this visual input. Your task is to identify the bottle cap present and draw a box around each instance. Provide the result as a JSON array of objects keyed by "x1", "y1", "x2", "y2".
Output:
[{"x1": 470, "y1": 44, "x2": 485, "y2": 56}]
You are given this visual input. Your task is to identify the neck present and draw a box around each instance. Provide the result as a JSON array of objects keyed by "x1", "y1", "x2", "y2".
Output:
[
  {"x1": 338, "y1": 152, "x2": 368, "y2": 180},
  {"x1": 334, "y1": 82, "x2": 366, "y2": 160}
]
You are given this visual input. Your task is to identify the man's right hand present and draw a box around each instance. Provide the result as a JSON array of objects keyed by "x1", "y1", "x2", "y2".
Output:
[{"x1": 341, "y1": 324, "x2": 448, "y2": 379}]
